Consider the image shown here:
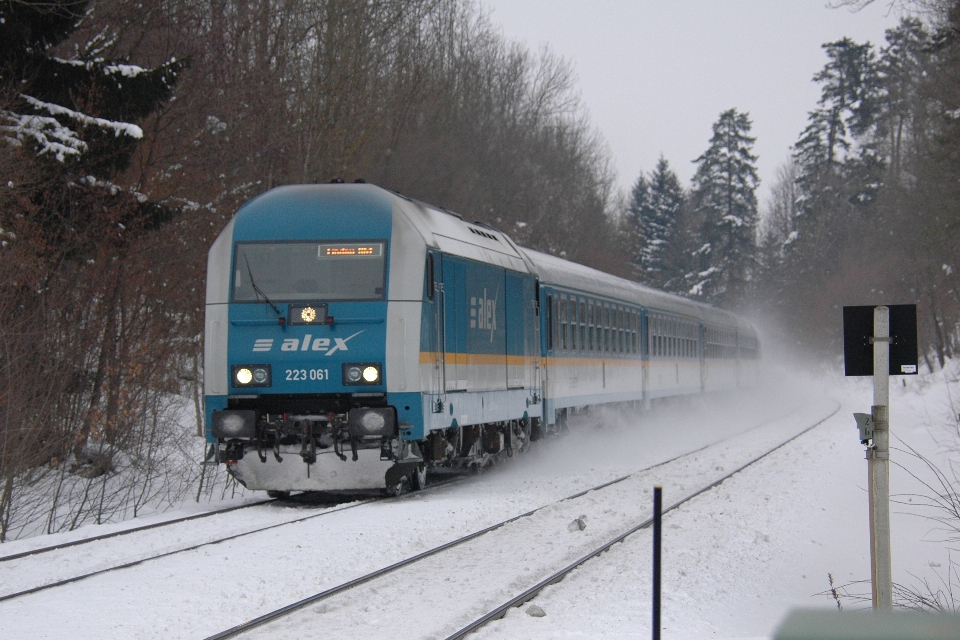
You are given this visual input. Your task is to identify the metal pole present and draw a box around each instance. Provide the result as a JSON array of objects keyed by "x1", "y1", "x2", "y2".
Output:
[
  {"x1": 870, "y1": 306, "x2": 893, "y2": 610},
  {"x1": 653, "y1": 485, "x2": 662, "y2": 640}
]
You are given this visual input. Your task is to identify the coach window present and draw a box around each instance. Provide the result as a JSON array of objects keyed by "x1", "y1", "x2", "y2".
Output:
[
  {"x1": 560, "y1": 296, "x2": 568, "y2": 352},
  {"x1": 552, "y1": 296, "x2": 559, "y2": 352},
  {"x1": 568, "y1": 300, "x2": 575, "y2": 352},
  {"x1": 608, "y1": 306, "x2": 613, "y2": 353},
  {"x1": 617, "y1": 309, "x2": 627, "y2": 353},
  {"x1": 624, "y1": 310, "x2": 630, "y2": 354},
  {"x1": 559, "y1": 296, "x2": 565, "y2": 352},
  {"x1": 611, "y1": 307, "x2": 617, "y2": 353},
  {"x1": 613, "y1": 308, "x2": 619, "y2": 353},
  {"x1": 587, "y1": 302, "x2": 594, "y2": 352},
  {"x1": 574, "y1": 299, "x2": 581, "y2": 352},
  {"x1": 547, "y1": 295, "x2": 554, "y2": 351},
  {"x1": 598, "y1": 305, "x2": 604, "y2": 353},
  {"x1": 619, "y1": 309, "x2": 625, "y2": 354},
  {"x1": 579, "y1": 301, "x2": 586, "y2": 353},
  {"x1": 603, "y1": 305, "x2": 609, "y2": 352},
  {"x1": 624, "y1": 310, "x2": 629, "y2": 354},
  {"x1": 658, "y1": 318, "x2": 664, "y2": 358},
  {"x1": 670, "y1": 319, "x2": 675, "y2": 357},
  {"x1": 573, "y1": 300, "x2": 579, "y2": 352},
  {"x1": 664, "y1": 319, "x2": 669, "y2": 357},
  {"x1": 573, "y1": 298, "x2": 579, "y2": 352},
  {"x1": 650, "y1": 317, "x2": 656, "y2": 358},
  {"x1": 667, "y1": 320, "x2": 672, "y2": 357},
  {"x1": 660, "y1": 318, "x2": 665, "y2": 358}
]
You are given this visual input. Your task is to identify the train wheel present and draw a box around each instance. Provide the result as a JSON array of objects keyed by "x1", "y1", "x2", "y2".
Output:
[
  {"x1": 512, "y1": 420, "x2": 532, "y2": 455},
  {"x1": 385, "y1": 480, "x2": 404, "y2": 497},
  {"x1": 410, "y1": 464, "x2": 427, "y2": 491}
]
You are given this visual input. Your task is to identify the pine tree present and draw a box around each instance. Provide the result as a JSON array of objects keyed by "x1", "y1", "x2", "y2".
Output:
[
  {"x1": 0, "y1": 0, "x2": 186, "y2": 256},
  {"x1": 790, "y1": 39, "x2": 882, "y2": 256},
  {"x1": 794, "y1": 38, "x2": 881, "y2": 182},
  {"x1": 782, "y1": 37, "x2": 883, "y2": 319},
  {"x1": 878, "y1": 18, "x2": 933, "y2": 182},
  {"x1": 687, "y1": 108, "x2": 759, "y2": 307},
  {"x1": 625, "y1": 156, "x2": 685, "y2": 291}
]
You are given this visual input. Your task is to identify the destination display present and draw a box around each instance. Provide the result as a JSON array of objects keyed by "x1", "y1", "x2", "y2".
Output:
[{"x1": 321, "y1": 243, "x2": 383, "y2": 257}]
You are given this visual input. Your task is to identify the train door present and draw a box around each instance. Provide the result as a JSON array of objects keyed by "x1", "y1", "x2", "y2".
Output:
[
  {"x1": 426, "y1": 251, "x2": 446, "y2": 410},
  {"x1": 505, "y1": 271, "x2": 540, "y2": 397}
]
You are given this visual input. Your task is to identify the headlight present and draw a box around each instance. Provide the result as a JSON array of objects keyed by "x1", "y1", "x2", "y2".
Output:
[
  {"x1": 348, "y1": 407, "x2": 396, "y2": 437},
  {"x1": 212, "y1": 410, "x2": 256, "y2": 438},
  {"x1": 232, "y1": 364, "x2": 272, "y2": 388},
  {"x1": 289, "y1": 303, "x2": 328, "y2": 325},
  {"x1": 342, "y1": 363, "x2": 382, "y2": 386}
]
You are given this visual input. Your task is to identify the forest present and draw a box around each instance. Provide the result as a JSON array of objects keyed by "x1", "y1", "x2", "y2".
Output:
[{"x1": 0, "y1": 0, "x2": 957, "y2": 539}]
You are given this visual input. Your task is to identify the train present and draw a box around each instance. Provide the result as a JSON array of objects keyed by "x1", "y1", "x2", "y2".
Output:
[{"x1": 203, "y1": 183, "x2": 760, "y2": 495}]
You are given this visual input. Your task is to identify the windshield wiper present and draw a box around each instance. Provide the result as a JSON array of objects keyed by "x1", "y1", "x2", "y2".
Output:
[{"x1": 243, "y1": 254, "x2": 282, "y2": 318}]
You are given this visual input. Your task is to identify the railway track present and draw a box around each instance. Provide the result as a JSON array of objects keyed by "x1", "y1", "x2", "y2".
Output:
[
  {"x1": 204, "y1": 401, "x2": 840, "y2": 640},
  {"x1": 0, "y1": 498, "x2": 276, "y2": 564},
  {"x1": 0, "y1": 475, "x2": 468, "y2": 603}
]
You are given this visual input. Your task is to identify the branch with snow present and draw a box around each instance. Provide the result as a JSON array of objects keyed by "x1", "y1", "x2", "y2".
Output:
[
  {"x1": 22, "y1": 94, "x2": 143, "y2": 139},
  {"x1": 1, "y1": 110, "x2": 87, "y2": 162}
]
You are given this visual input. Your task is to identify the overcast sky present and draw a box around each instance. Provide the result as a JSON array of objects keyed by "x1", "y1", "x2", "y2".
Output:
[{"x1": 481, "y1": 1, "x2": 904, "y2": 208}]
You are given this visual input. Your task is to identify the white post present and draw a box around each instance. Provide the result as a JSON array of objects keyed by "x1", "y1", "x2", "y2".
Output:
[{"x1": 870, "y1": 306, "x2": 892, "y2": 610}]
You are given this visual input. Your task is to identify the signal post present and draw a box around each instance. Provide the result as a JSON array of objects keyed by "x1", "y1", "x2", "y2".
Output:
[
  {"x1": 843, "y1": 304, "x2": 917, "y2": 611},
  {"x1": 868, "y1": 307, "x2": 892, "y2": 610}
]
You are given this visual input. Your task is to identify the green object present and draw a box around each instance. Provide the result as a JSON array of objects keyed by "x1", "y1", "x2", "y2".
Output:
[{"x1": 774, "y1": 609, "x2": 960, "y2": 640}]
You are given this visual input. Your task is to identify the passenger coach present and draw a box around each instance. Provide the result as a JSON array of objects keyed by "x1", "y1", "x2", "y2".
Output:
[{"x1": 203, "y1": 183, "x2": 759, "y2": 494}]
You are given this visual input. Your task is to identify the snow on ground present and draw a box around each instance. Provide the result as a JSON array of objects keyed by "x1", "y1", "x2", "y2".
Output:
[
  {"x1": 1, "y1": 360, "x2": 958, "y2": 639},
  {"x1": 478, "y1": 363, "x2": 960, "y2": 638}
]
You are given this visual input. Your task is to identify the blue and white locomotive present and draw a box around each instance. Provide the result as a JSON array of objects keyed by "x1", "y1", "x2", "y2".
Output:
[{"x1": 203, "y1": 183, "x2": 759, "y2": 494}]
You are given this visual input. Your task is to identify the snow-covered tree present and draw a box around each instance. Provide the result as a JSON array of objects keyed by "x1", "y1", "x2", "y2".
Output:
[
  {"x1": 0, "y1": 0, "x2": 185, "y2": 252},
  {"x1": 780, "y1": 38, "x2": 884, "y2": 307},
  {"x1": 625, "y1": 156, "x2": 685, "y2": 291},
  {"x1": 687, "y1": 108, "x2": 759, "y2": 307},
  {"x1": 794, "y1": 38, "x2": 881, "y2": 185}
]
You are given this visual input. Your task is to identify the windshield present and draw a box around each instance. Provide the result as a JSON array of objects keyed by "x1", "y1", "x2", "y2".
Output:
[{"x1": 233, "y1": 241, "x2": 387, "y2": 302}]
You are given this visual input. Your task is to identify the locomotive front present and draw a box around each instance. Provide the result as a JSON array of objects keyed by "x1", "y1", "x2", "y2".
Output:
[{"x1": 203, "y1": 184, "x2": 425, "y2": 493}]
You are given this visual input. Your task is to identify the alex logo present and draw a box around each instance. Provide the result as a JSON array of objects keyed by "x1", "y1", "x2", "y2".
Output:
[
  {"x1": 251, "y1": 330, "x2": 364, "y2": 355},
  {"x1": 470, "y1": 288, "x2": 498, "y2": 341}
]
